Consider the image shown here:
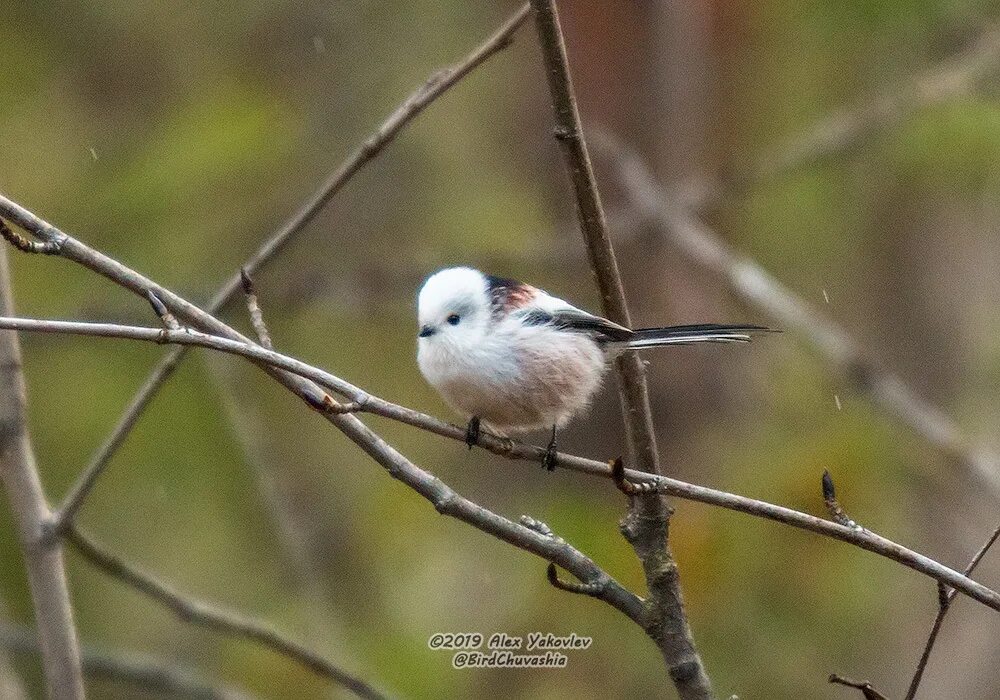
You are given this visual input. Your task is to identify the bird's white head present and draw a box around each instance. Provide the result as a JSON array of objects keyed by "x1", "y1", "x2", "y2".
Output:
[{"x1": 416, "y1": 267, "x2": 493, "y2": 349}]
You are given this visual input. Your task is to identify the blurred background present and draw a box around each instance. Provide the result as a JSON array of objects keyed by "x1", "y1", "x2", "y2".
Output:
[{"x1": 2, "y1": 0, "x2": 1000, "y2": 698}]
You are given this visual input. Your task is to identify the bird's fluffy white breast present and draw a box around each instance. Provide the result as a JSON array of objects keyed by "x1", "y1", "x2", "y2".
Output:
[{"x1": 420, "y1": 309, "x2": 607, "y2": 431}]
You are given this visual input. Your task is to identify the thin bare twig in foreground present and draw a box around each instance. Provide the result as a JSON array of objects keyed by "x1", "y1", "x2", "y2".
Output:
[
  {"x1": 48, "y1": 2, "x2": 532, "y2": 535},
  {"x1": 596, "y1": 134, "x2": 1000, "y2": 497},
  {"x1": 829, "y1": 674, "x2": 889, "y2": 700},
  {"x1": 0, "y1": 622, "x2": 255, "y2": 700},
  {"x1": 530, "y1": 1, "x2": 713, "y2": 696},
  {"x1": 227, "y1": 272, "x2": 334, "y2": 626},
  {"x1": 64, "y1": 526, "x2": 386, "y2": 700},
  {"x1": 0, "y1": 199, "x2": 645, "y2": 659},
  {"x1": 0, "y1": 313, "x2": 999, "y2": 615},
  {"x1": 0, "y1": 244, "x2": 83, "y2": 698},
  {"x1": 904, "y1": 524, "x2": 1000, "y2": 700}
]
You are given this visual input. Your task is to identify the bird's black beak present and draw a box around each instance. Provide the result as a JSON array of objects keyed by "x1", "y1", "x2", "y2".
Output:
[{"x1": 418, "y1": 325, "x2": 436, "y2": 338}]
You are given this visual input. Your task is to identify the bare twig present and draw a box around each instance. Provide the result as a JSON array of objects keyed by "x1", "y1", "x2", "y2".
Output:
[
  {"x1": 0, "y1": 195, "x2": 646, "y2": 645},
  {"x1": 697, "y1": 24, "x2": 1000, "y2": 207},
  {"x1": 1, "y1": 313, "x2": 999, "y2": 613},
  {"x1": 0, "y1": 622, "x2": 255, "y2": 699},
  {"x1": 63, "y1": 526, "x2": 386, "y2": 700},
  {"x1": 204, "y1": 359, "x2": 333, "y2": 631},
  {"x1": 46, "y1": 2, "x2": 532, "y2": 534},
  {"x1": 529, "y1": 1, "x2": 713, "y2": 696},
  {"x1": 904, "y1": 523, "x2": 1000, "y2": 700},
  {"x1": 0, "y1": 245, "x2": 83, "y2": 698},
  {"x1": 9, "y1": 195, "x2": 1000, "y2": 700},
  {"x1": 597, "y1": 134, "x2": 1000, "y2": 496},
  {"x1": 829, "y1": 674, "x2": 889, "y2": 700}
]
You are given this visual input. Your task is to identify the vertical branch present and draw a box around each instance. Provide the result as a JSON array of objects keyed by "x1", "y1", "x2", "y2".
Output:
[
  {"x1": 529, "y1": 0, "x2": 657, "y2": 476},
  {"x1": 0, "y1": 243, "x2": 84, "y2": 698},
  {"x1": 529, "y1": 2, "x2": 714, "y2": 698}
]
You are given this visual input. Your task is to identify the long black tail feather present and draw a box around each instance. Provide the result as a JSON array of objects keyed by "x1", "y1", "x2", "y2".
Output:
[{"x1": 625, "y1": 324, "x2": 775, "y2": 348}]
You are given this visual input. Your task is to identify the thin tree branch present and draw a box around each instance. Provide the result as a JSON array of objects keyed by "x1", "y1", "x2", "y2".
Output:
[
  {"x1": 529, "y1": 1, "x2": 713, "y2": 696},
  {"x1": 904, "y1": 523, "x2": 1000, "y2": 700},
  {"x1": 63, "y1": 526, "x2": 386, "y2": 700},
  {"x1": 0, "y1": 313, "x2": 998, "y2": 615},
  {"x1": 828, "y1": 674, "x2": 889, "y2": 700},
  {"x1": 0, "y1": 245, "x2": 84, "y2": 698},
  {"x1": 45, "y1": 2, "x2": 532, "y2": 534},
  {"x1": 696, "y1": 24, "x2": 1000, "y2": 208},
  {"x1": 0, "y1": 198, "x2": 646, "y2": 644},
  {"x1": 203, "y1": 358, "x2": 334, "y2": 636},
  {"x1": 595, "y1": 134, "x2": 1000, "y2": 496},
  {"x1": 217, "y1": 274, "x2": 334, "y2": 636},
  {"x1": 11, "y1": 196, "x2": 1000, "y2": 700},
  {"x1": 0, "y1": 622, "x2": 255, "y2": 700}
]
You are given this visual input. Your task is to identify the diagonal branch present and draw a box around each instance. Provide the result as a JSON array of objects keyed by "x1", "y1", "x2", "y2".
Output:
[
  {"x1": 0, "y1": 313, "x2": 998, "y2": 614},
  {"x1": 904, "y1": 523, "x2": 1000, "y2": 700},
  {"x1": 596, "y1": 134, "x2": 1000, "y2": 496},
  {"x1": 529, "y1": 1, "x2": 713, "y2": 696},
  {"x1": 0, "y1": 244, "x2": 84, "y2": 698},
  {"x1": 0, "y1": 621, "x2": 256, "y2": 700},
  {"x1": 828, "y1": 674, "x2": 888, "y2": 700},
  {"x1": 8, "y1": 191, "x2": 1000, "y2": 700},
  {"x1": 0, "y1": 198, "x2": 645, "y2": 647},
  {"x1": 47, "y1": 2, "x2": 532, "y2": 534},
  {"x1": 696, "y1": 24, "x2": 1000, "y2": 208},
  {"x1": 64, "y1": 526, "x2": 386, "y2": 700}
]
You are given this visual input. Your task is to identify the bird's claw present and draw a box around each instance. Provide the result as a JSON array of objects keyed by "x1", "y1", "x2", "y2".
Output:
[
  {"x1": 543, "y1": 441, "x2": 558, "y2": 472},
  {"x1": 465, "y1": 417, "x2": 481, "y2": 450}
]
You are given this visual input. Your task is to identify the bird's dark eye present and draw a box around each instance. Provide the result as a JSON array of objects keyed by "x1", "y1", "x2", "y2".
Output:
[{"x1": 446, "y1": 313, "x2": 461, "y2": 326}]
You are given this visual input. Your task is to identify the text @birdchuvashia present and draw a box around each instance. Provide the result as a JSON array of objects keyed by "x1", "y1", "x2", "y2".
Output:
[{"x1": 428, "y1": 632, "x2": 592, "y2": 669}]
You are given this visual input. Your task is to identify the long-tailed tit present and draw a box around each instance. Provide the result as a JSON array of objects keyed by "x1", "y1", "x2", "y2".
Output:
[{"x1": 416, "y1": 267, "x2": 772, "y2": 470}]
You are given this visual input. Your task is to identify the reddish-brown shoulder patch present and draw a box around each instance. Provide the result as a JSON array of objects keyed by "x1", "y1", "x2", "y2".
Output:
[{"x1": 485, "y1": 274, "x2": 537, "y2": 318}]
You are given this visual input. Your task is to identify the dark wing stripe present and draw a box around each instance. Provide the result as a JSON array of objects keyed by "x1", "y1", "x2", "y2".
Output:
[
  {"x1": 516, "y1": 307, "x2": 634, "y2": 342},
  {"x1": 552, "y1": 312, "x2": 634, "y2": 341}
]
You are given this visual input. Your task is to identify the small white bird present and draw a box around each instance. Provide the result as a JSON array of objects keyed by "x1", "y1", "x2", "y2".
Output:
[{"x1": 416, "y1": 267, "x2": 772, "y2": 469}]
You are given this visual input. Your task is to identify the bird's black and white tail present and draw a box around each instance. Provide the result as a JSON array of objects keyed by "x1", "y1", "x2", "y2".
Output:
[{"x1": 624, "y1": 323, "x2": 773, "y2": 349}]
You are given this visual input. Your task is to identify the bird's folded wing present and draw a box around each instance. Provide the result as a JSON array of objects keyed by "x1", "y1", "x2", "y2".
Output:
[{"x1": 519, "y1": 305, "x2": 634, "y2": 342}]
